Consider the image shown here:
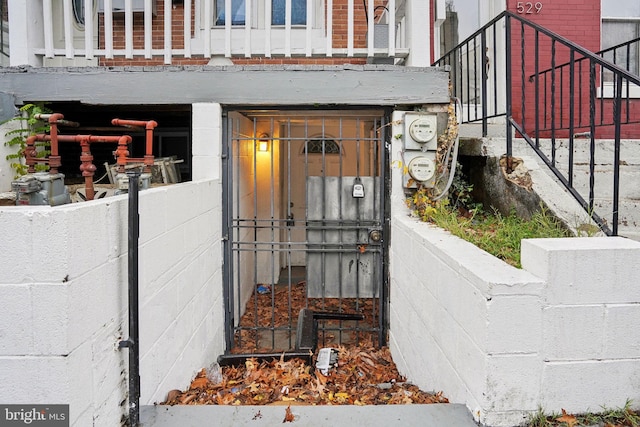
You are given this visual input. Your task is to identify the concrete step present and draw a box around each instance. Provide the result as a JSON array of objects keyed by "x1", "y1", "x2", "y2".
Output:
[
  {"x1": 140, "y1": 403, "x2": 478, "y2": 427},
  {"x1": 619, "y1": 230, "x2": 640, "y2": 242}
]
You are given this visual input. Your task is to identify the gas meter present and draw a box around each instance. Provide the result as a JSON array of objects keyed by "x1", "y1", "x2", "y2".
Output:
[{"x1": 12, "y1": 172, "x2": 71, "y2": 206}]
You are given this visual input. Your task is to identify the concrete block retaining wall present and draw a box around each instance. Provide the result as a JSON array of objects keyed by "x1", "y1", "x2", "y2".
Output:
[
  {"x1": 389, "y1": 214, "x2": 640, "y2": 426},
  {"x1": 0, "y1": 178, "x2": 223, "y2": 427},
  {"x1": 0, "y1": 178, "x2": 224, "y2": 426}
]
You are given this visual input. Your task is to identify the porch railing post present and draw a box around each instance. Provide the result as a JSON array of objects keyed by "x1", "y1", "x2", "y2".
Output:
[
  {"x1": 7, "y1": 0, "x2": 44, "y2": 66},
  {"x1": 404, "y1": 0, "x2": 431, "y2": 66}
]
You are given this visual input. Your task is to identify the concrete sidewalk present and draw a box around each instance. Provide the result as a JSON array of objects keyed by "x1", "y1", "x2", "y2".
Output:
[{"x1": 141, "y1": 404, "x2": 479, "y2": 427}]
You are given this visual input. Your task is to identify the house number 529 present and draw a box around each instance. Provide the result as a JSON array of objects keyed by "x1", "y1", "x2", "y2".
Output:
[{"x1": 516, "y1": 2, "x2": 542, "y2": 14}]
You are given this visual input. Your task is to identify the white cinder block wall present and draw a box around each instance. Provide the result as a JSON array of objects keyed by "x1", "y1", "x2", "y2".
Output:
[
  {"x1": 0, "y1": 119, "x2": 20, "y2": 191},
  {"x1": 389, "y1": 113, "x2": 640, "y2": 427},
  {"x1": 0, "y1": 103, "x2": 225, "y2": 426},
  {"x1": 0, "y1": 202, "x2": 129, "y2": 427}
]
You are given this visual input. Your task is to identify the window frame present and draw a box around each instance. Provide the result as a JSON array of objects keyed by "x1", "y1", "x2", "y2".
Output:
[
  {"x1": 599, "y1": 16, "x2": 640, "y2": 98},
  {"x1": 211, "y1": 0, "x2": 321, "y2": 29},
  {"x1": 303, "y1": 136, "x2": 341, "y2": 155}
]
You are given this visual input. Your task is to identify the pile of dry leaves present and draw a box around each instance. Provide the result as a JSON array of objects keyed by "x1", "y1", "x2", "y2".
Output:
[
  {"x1": 234, "y1": 282, "x2": 380, "y2": 352},
  {"x1": 163, "y1": 345, "x2": 448, "y2": 407}
]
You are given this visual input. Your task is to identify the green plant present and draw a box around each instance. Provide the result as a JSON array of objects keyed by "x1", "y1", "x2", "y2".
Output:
[
  {"x1": 447, "y1": 163, "x2": 482, "y2": 213},
  {"x1": 524, "y1": 400, "x2": 640, "y2": 426},
  {"x1": 3, "y1": 103, "x2": 51, "y2": 178},
  {"x1": 407, "y1": 175, "x2": 572, "y2": 268},
  {"x1": 527, "y1": 407, "x2": 555, "y2": 427}
]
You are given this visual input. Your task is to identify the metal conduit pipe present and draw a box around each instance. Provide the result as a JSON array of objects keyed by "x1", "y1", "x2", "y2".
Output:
[{"x1": 119, "y1": 170, "x2": 141, "y2": 427}]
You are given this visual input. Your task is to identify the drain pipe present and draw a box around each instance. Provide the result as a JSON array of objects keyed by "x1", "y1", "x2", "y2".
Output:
[{"x1": 119, "y1": 170, "x2": 141, "y2": 427}]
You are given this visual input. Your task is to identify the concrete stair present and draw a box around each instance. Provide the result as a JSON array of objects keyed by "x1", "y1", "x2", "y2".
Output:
[
  {"x1": 459, "y1": 123, "x2": 640, "y2": 240},
  {"x1": 140, "y1": 403, "x2": 479, "y2": 427}
]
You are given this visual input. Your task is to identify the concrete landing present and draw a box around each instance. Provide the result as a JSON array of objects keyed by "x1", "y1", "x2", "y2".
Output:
[{"x1": 140, "y1": 404, "x2": 479, "y2": 427}]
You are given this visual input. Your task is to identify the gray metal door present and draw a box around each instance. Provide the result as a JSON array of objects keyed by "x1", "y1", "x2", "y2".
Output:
[{"x1": 222, "y1": 109, "x2": 389, "y2": 353}]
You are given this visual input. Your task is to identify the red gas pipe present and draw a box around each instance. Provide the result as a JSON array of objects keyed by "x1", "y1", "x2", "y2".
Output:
[
  {"x1": 33, "y1": 113, "x2": 80, "y2": 175},
  {"x1": 111, "y1": 119, "x2": 158, "y2": 173},
  {"x1": 21, "y1": 111, "x2": 150, "y2": 201},
  {"x1": 25, "y1": 133, "x2": 133, "y2": 200},
  {"x1": 79, "y1": 137, "x2": 97, "y2": 200}
]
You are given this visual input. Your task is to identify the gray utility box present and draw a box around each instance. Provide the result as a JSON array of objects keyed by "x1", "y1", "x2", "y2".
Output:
[{"x1": 12, "y1": 173, "x2": 71, "y2": 206}]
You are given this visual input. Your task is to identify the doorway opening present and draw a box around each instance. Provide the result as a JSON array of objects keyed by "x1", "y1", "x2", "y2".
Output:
[{"x1": 222, "y1": 108, "x2": 390, "y2": 353}]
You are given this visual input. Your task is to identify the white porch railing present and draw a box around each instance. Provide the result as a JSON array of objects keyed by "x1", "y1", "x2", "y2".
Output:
[{"x1": 6, "y1": 0, "x2": 433, "y2": 67}]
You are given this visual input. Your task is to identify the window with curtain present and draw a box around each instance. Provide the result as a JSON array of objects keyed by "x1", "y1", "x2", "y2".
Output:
[
  {"x1": 272, "y1": 0, "x2": 307, "y2": 26},
  {"x1": 215, "y1": 0, "x2": 247, "y2": 25},
  {"x1": 215, "y1": 0, "x2": 307, "y2": 26}
]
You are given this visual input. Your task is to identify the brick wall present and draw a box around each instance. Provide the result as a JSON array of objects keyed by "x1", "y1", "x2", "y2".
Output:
[
  {"x1": 507, "y1": 0, "x2": 599, "y2": 133},
  {"x1": 504, "y1": 0, "x2": 640, "y2": 139},
  {"x1": 100, "y1": 0, "x2": 389, "y2": 67}
]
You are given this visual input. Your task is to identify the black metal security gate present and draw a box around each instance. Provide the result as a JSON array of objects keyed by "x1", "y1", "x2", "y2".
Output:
[{"x1": 222, "y1": 108, "x2": 390, "y2": 353}]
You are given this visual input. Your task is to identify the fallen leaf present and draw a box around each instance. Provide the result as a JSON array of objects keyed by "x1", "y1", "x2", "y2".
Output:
[
  {"x1": 315, "y1": 370, "x2": 328, "y2": 385},
  {"x1": 179, "y1": 393, "x2": 196, "y2": 404},
  {"x1": 556, "y1": 409, "x2": 578, "y2": 427},
  {"x1": 165, "y1": 389, "x2": 181, "y2": 402},
  {"x1": 283, "y1": 405, "x2": 295, "y2": 423},
  {"x1": 189, "y1": 377, "x2": 208, "y2": 390}
]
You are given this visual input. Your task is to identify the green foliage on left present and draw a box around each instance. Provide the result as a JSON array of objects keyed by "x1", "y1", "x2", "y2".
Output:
[{"x1": 2, "y1": 103, "x2": 51, "y2": 178}]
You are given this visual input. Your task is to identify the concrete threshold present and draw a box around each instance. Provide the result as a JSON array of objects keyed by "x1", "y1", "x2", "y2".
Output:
[{"x1": 140, "y1": 403, "x2": 478, "y2": 427}]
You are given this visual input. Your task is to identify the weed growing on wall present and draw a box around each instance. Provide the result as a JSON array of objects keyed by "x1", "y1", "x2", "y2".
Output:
[{"x1": 2, "y1": 103, "x2": 51, "y2": 178}]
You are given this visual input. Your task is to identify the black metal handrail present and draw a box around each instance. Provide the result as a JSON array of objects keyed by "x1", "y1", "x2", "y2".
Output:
[
  {"x1": 534, "y1": 37, "x2": 640, "y2": 78},
  {"x1": 434, "y1": 10, "x2": 640, "y2": 236},
  {"x1": 529, "y1": 37, "x2": 640, "y2": 133}
]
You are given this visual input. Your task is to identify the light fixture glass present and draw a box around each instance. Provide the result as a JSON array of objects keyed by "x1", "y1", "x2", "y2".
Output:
[{"x1": 257, "y1": 133, "x2": 270, "y2": 152}]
